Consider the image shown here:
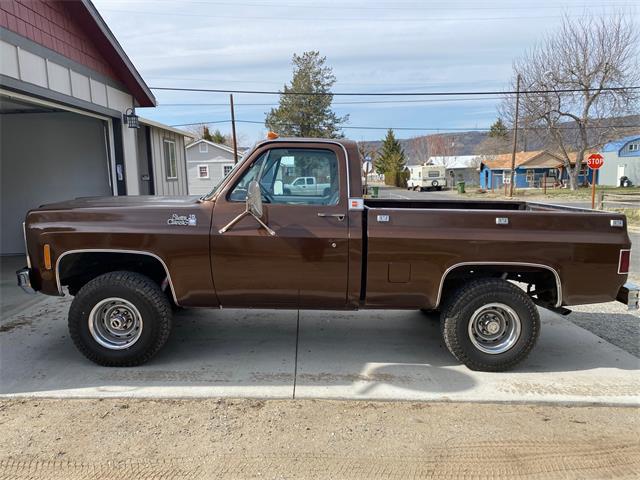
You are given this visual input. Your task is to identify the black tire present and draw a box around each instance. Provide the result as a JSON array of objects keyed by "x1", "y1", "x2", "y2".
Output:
[
  {"x1": 68, "y1": 271, "x2": 173, "y2": 367},
  {"x1": 440, "y1": 279, "x2": 540, "y2": 372},
  {"x1": 284, "y1": 188, "x2": 291, "y2": 195}
]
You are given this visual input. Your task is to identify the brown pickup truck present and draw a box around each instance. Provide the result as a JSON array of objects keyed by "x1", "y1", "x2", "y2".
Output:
[{"x1": 18, "y1": 137, "x2": 638, "y2": 371}]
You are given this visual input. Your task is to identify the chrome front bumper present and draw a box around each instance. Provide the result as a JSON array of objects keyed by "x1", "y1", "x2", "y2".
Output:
[
  {"x1": 16, "y1": 267, "x2": 36, "y2": 294},
  {"x1": 617, "y1": 282, "x2": 639, "y2": 310}
]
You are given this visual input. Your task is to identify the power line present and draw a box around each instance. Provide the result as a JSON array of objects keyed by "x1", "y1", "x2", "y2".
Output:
[
  {"x1": 101, "y1": 7, "x2": 635, "y2": 23},
  {"x1": 170, "y1": 118, "x2": 640, "y2": 132},
  {"x1": 104, "y1": 0, "x2": 638, "y2": 11},
  {"x1": 154, "y1": 97, "x2": 505, "y2": 107},
  {"x1": 151, "y1": 85, "x2": 640, "y2": 96}
]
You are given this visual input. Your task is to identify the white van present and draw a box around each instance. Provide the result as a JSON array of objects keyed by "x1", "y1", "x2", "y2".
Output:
[{"x1": 407, "y1": 165, "x2": 447, "y2": 191}]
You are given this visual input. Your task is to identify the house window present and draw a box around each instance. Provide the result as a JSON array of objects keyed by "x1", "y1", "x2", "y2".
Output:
[
  {"x1": 198, "y1": 165, "x2": 209, "y2": 179},
  {"x1": 223, "y1": 165, "x2": 233, "y2": 176},
  {"x1": 629, "y1": 143, "x2": 639, "y2": 152},
  {"x1": 199, "y1": 142, "x2": 208, "y2": 153},
  {"x1": 163, "y1": 139, "x2": 178, "y2": 179}
]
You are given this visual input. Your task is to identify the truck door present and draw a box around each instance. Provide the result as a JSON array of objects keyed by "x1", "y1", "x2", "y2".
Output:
[{"x1": 211, "y1": 143, "x2": 349, "y2": 309}]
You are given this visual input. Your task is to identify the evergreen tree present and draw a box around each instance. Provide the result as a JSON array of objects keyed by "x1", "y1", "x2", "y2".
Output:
[
  {"x1": 488, "y1": 118, "x2": 508, "y2": 138},
  {"x1": 210, "y1": 129, "x2": 227, "y2": 144},
  {"x1": 202, "y1": 126, "x2": 214, "y2": 142},
  {"x1": 376, "y1": 129, "x2": 407, "y2": 186},
  {"x1": 265, "y1": 51, "x2": 348, "y2": 138},
  {"x1": 376, "y1": 129, "x2": 404, "y2": 174}
]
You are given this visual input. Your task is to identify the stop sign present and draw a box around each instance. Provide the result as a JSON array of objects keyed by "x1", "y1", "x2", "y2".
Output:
[{"x1": 587, "y1": 153, "x2": 604, "y2": 170}]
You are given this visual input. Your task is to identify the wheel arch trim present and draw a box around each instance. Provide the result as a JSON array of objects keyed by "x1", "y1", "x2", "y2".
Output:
[
  {"x1": 55, "y1": 249, "x2": 179, "y2": 306},
  {"x1": 436, "y1": 261, "x2": 562, "y2": 309}
]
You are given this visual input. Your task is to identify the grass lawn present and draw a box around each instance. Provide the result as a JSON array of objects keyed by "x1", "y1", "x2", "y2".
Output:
[{"x1": 461, "y1": 185, "x2": 640, "y2": 202}]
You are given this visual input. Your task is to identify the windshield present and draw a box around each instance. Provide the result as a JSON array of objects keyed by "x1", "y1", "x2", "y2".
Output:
[{"x1": 200, "y1": 143, "x2": 257, "y2": 200}]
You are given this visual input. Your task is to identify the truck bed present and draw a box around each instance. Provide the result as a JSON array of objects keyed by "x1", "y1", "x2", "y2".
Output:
[{"x1": 363, "y1": 198, "x2": 629, "y2": 309}]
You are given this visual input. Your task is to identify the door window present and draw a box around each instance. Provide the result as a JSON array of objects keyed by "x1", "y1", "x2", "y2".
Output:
[{"x1": 229, "y1": 148, "x2": 340, "y2": 206}]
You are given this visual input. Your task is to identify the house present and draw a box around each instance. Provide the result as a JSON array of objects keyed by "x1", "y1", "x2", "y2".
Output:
[
  {"x1": 186, "y1": 139, "x2": 239, "y2": 196},
  {"x1": 0, "y1": 0, "x2": 190, "y2": 254},
  {"x1": 479, "y1": 151, "x2": 594, "y2": 190},
  {"x1": 429, "y1": 155, "x2": 481, "y2": 186},
  {"x1": 599, "y1": 135, "x2": 640, "y2": 186},
  {"x1": 136, "y1": 117, "x2": 193, "y2": 195}
]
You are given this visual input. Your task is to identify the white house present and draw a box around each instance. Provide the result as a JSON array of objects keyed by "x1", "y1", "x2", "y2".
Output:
[
  {"x1": 186, "y1": 139, "x2": 239, "y2": 196},
  {"x1": 599, "y1": 135, "x2": 640, "y2": 187}
]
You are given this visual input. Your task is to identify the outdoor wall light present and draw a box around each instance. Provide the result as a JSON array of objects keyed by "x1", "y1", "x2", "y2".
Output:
[{"x1": 123, "y1": 107, "x2": 140, "y2": 128}]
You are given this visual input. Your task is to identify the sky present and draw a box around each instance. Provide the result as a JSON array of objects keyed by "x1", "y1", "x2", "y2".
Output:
[{"x1": 93, "y1": 0, "x2": 639, "y2": 144}]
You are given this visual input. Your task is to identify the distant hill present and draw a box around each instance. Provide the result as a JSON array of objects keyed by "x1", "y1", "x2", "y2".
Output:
[{"x1": 359, "y1": 115, "x2": 640, "y2": 165}]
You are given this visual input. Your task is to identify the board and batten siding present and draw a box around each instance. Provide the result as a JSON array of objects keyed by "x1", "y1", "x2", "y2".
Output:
[{"x1": 149, "y1": 126, "x2": 189, "y2": 195}]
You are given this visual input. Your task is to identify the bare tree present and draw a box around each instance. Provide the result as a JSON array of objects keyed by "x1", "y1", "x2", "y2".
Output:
[
  {"x1": 410, "y1": 136, "x2": 431, "y2": 164},
  {"x1": 429, "y1": 134, "x2": 457, "y2": 167},
  {"x1": 501, "y1": 13, "x2": 639, "y2": 190}
]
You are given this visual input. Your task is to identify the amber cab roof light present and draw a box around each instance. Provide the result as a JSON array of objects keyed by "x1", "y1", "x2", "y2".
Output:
[{"x1": 266, "y1": 131, "x2": 279, "y2": 140}]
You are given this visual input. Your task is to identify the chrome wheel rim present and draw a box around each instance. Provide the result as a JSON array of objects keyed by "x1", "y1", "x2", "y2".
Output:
[
  {"x1": 88, "y1": 297, "x2": 143, "y2": 350},
  {"x1": 468, "y1": 303, "x2": 521, "y2": 355}
]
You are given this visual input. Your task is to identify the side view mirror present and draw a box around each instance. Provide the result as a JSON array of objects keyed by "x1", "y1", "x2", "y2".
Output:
[
  {"x1": 246, "y1": 180, "x2": 263, "y2": 218},
  {"x1": 218, "y1": 180, "x2": 275, "y2": 236}
]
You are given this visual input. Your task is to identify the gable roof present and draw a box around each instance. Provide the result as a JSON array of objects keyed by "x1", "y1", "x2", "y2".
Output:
[
  {"x1": 602, "y1": 135, "x2": 640, "y2": 153},
  {"x1": 64, "y1": 1, "x2": 156, "y2": 107},
  {"x1": 138, "y1": 117, "x2": 194, "y2": 138},
  {"x1": 186, "y1": 139, "x2": 237, "y2": 154},
  {"x1": 482, "y1": 151, "x2": 546, "y2": 169}
]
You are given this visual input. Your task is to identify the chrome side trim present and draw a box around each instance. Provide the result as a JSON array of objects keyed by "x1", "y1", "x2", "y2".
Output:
[
  {"x1": 22, "y1": 222, "x2": 31, "y2": 268},
  {"x1": 54, "y1": 249, "x2": 179, "y2": 305},
  {"x1": 436, "y1": 261, "x2": 563, "y2": 309}
]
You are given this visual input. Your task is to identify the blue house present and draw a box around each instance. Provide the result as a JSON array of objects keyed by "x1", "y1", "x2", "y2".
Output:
[
  {"x1": 480, "y1": 150, "x2": 595, "y2": 190},
  {"x1": 599, "y1": 135, "x2": 640, "y2": 186}
]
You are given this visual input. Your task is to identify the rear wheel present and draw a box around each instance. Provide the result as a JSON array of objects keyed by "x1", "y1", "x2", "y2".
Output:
[
  {"x1": 68, "y1": 271, "x2": 173, "y2": 367},
  {"x1": 440, "y1": 279, "x2": 539, "y2": 371}
]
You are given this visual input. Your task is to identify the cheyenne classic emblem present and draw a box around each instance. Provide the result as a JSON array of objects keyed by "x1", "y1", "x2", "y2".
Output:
[{"x1": 167, "y1": 214, "x2": 197, "y2": 226}]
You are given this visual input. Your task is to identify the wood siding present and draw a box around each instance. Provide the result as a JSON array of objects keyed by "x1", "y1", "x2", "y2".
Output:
[{"x1": 149, "y1": 126, "x2": 189, "y2": 195}]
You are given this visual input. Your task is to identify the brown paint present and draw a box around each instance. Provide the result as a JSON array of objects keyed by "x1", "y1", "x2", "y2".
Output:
[{"x1": 23, "y1": 138, "x2": 630, "y2": 311}]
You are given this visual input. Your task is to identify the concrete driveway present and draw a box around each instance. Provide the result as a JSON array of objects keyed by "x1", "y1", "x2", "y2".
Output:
[{"x1": 1, "y1": 294, "x2": 638, "y2": 404}]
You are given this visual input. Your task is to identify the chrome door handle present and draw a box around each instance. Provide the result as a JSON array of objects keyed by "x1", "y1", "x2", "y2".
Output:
[{"x1": 317, "y1": 213, "x2": 345, "y2": 221}]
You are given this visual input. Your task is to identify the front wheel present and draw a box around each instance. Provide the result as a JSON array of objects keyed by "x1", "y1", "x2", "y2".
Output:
[
  {"x1": 440, "y1": 279, "x2": 540, "y2": 371},
  {"x1": 68, "y1": 271, "x2": 173, "y2": 367}
]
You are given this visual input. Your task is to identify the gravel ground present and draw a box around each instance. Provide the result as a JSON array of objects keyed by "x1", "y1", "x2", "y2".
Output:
[
  {"x1": 0, "y1": 398, "x2": 638, "y2": 479},
  {"x1": 568, "y1": 302, "x2": 640, "y2": 357}
]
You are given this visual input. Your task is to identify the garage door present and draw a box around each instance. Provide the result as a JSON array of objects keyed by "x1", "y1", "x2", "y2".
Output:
[{"x1": 1, "y1": 106, "x2": 113, "y2": 254}]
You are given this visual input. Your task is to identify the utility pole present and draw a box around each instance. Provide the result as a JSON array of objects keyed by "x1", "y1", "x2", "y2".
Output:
[
  {"x1": 230, "y1": 94, "x2": 238, "y2": 164},
  {"x1": 509, "y1": 74, "x2": 521, "y2": 198}
]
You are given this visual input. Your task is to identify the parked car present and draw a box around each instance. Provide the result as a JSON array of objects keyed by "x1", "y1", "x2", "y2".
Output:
[
  {"x1": 408, "y1": 165, "x2": 447, "y2": 191},
  {"x1": 18, "y1": 137, "x2": 637, "y2": 371},
  {"x1": 284, "y1": 176, "x2": 331, "y2": 196}
]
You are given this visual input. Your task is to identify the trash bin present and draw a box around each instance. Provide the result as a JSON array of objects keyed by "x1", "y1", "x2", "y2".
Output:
[
  {"x1": 370, "y1": 186, "x2": 379, "y2": 198},
  {"x1": 457, "y1": 181, "x2": 466, "y2": 194}
]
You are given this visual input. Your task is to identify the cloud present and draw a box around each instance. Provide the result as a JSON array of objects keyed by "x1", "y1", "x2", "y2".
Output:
[{"x1": 94, "y1": 0, "x2": 637, "y2": 141}]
